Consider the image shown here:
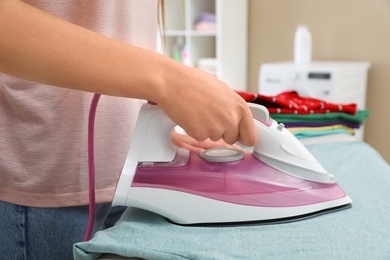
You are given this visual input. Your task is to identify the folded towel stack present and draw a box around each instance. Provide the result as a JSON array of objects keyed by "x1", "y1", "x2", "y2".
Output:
[
  {"x1": 194, "y1": 12, "x2": 216, "y2": 32},
  {"x1": 237, "y1": 91, "x2": 369, "y2": 139}
]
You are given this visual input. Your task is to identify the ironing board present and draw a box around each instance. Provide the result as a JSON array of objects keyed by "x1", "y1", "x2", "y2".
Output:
[{"x1": 74, "y1": 137, "x2": 390, "y2": 260}]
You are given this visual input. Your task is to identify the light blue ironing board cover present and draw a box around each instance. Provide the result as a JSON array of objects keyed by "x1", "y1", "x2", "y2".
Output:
[{"x1": 74, "y1": 141, "x2": 390, "y2": 260}]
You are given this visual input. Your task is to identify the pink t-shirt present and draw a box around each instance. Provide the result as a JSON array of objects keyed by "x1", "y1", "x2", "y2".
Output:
[{"x1": 0, "y1": 0, "x2": 158, "y2": 207}]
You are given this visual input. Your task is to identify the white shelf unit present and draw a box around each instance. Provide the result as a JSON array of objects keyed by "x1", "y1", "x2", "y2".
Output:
[{"x1": 163, "y1": 0, "x2": 248, "y2": 91}]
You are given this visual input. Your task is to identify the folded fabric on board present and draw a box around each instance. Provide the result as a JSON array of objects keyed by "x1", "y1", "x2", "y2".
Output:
[
  {"x1": 270, "y1": 110, "x2": 369, "y2": 125},
  {"x1": 282, "y1": 121, "x2": 361, "y2": 129},
  {"x1": 288, "y1": 125, "x2": 355, "y2": 139},
  {"x1": 236, "y1": 90, "x2": 369, "y2": 139},
  {"x1": 237, "y1": 91, "x2": 357, "y2": 115}
]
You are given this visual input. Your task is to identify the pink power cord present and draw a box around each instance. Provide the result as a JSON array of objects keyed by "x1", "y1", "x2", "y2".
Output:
[
  {"x1": 84, "y1": 93, "x2": 101, "y2": 241},
  {"x1": 84, "y1": 96, "x2": 158, "y2": 241}
]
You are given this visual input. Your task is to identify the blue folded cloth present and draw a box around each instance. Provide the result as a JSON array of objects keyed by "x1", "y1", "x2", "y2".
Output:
[{"x1": 74, "y1": 141, "x2": 390, "y2": 260}]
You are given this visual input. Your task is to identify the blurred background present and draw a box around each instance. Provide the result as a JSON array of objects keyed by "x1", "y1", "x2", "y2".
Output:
[
  {"x1": 247, "y1": 0, "x2": 390, "y2": 162},
  {"x1": 163, "y1": 0, "x2": 390, "y2": 162}
]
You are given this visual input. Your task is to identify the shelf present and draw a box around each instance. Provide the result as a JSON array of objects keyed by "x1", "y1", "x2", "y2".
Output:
[
  {"x1": 163, "y1": 0, "x2": 248, "y2": 91},
  {"x1": 165, "y1": 30, "x2": 217, "y2": 37}
]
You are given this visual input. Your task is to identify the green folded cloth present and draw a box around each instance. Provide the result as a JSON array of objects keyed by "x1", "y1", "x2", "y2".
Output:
[
  {"x1": 292, "y1": 129, "x2": 353, "y2": 139},
  {"x1": 270, "y1": 109, "x2": 369, "y2": 124}
]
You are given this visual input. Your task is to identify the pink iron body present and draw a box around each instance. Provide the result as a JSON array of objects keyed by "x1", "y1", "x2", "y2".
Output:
[{"x1": 112, "y1": 103, "x2": 351, "y2": 225}]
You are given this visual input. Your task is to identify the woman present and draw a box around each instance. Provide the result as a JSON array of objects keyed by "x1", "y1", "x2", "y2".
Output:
[{"x1": 0, "y1": 1, "x2": 256, "y2": 258}]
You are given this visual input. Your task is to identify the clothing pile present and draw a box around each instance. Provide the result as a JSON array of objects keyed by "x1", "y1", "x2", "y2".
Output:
[{"x1": 237, "y1": 91, "x2": 369, "y2": 140}]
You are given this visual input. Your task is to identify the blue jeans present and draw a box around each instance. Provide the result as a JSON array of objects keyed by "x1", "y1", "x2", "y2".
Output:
[{"x1": 0, "y1": 200, "x2": 126, "y2": 260}]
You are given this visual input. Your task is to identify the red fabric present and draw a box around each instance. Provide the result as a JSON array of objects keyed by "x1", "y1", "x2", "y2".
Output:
[{"x1": 236, "y1": 91, "x2": 357, "y2": 115}]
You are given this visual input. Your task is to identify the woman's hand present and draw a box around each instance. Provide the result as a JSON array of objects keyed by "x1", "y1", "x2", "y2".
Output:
[
  {"x1": 171, "y1": 129, "x2": 251, "y2": 154},
  {"x1": 152, "y1": 61, "x2": 257, "y2": 148}
]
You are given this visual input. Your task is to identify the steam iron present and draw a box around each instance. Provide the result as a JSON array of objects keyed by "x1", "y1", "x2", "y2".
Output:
[{"x1": 112, "y1": 103, "x2": 351, "y2": 225}]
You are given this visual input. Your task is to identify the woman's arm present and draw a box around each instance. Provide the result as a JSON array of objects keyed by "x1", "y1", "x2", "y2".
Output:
[{"x1": 0, "y1": 0, "x2": 256, "y2": 146}]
